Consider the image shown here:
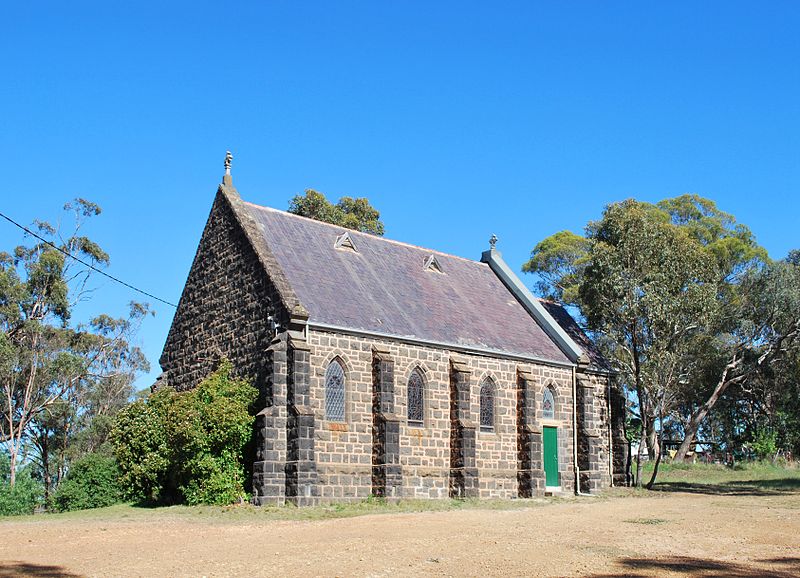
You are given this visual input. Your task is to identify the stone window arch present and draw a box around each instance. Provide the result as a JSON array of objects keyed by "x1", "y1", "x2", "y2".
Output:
[
  {"x1": 325, "y1": 358, "x2": 346, "y2": 422},
  {"x1": 542, "y1": 385, "x2": 556, "y2": 420},
  {"x1": 407, "y1": 367, "x2": 425, "y2": 427},
  {"x1": 479, "y1": 377, "x2": 496, "y2": 432}
]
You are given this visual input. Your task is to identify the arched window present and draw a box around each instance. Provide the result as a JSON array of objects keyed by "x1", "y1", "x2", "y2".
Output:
[
  {"x1": 479, "y1": 378, "x2": 495, "y2": 432},
  {"x1": 325, "y1": 359, "x2": 346, "y2": 422},
  {"x1": 407, "y1": 368, "x2": 424, "y2": 426},
  {"x1": 542, "y1": 387, "x2": 555, "y2": 420}
]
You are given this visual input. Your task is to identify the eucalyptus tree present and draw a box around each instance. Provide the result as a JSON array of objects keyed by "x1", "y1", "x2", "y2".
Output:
[
  {"x1": 579, "y1": 200, "x2": 717, "y2": 484},
  {"x1": 672, "y1": 257, "x2": 800, "y2": 460},
  {"x1": 288, "y1": 189, "x2": 385, "y2": 235},
  {"x1": 28, "y1": 308, "x2": 149, "y2": 499},
  {"x1": 0, "y1": 200, "x2": 148, "y2": 488},
  {"x1": 523, "y1": 195, "x2": 771, "y2": 484}
]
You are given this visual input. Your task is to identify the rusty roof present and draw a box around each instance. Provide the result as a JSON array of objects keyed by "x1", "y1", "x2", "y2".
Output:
[{"x1": 243, "y1": 203, "x2": 572, "y2": 365}]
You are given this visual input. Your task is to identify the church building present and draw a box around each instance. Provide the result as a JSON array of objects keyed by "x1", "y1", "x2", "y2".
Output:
[{"x1": 158, "y1": 159, "x2": 627, "y2": 505}]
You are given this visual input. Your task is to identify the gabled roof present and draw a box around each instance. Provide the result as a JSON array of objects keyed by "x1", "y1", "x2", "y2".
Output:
[
  {"x1": 539, "y1": 300, "x2": 614, "y2": 372},
  {"x1": 242, "y1": 202, "x2": 573, "y2": 365}
]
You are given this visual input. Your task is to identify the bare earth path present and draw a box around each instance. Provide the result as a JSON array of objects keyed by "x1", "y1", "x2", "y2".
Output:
[{"x1": 2, "y1": 490, "x2": 799, "y2": 577}]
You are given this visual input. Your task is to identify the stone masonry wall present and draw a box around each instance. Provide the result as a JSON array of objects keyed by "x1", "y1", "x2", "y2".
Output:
[
  {"x1": 158, "y1": 190, "x2": 621, "y2": 503},
  {"x1": 160, "y1": 190, "x2": 288, "y2": 397},
  {"x1": 307, "y1": 329, "x2": 576, "y2": 501},
  {"x1": 576, "y1": 370, "x2": 611, "y2": 493},
  {"x1": 609, "y1": 377, "x2": 629, "y2": 486}
]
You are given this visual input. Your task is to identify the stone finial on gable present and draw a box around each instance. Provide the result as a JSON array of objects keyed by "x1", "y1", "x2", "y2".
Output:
[
  {"x1": 222, "y1": 150, "x2": 234, "y2": 187},
  {"x1": 489, "y1": 234, "x2": 498, "y2": 249}
]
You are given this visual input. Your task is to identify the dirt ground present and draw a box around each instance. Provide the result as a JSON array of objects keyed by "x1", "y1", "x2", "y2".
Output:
[{"x1": 2, "y1": 489, "x2": 799, "y2": 577}]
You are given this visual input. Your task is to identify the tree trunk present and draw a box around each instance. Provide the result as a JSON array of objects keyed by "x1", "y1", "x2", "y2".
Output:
[
  {"x1": 41, "y1": 431, "x2": 51, "y2": 503},
  {"x1": 9, "y1": 449, "x2": 17, "y2": 487},
  {"x1": 625, "y1": 439, "x2": 633, "y2": 486},
  {"x1": 646, "y1": 412, "x2": 665, "y2": 489},
  {"x1": 674, "y1": 414, "x2": 702, "y2": 462},
  {"x1": 634, "y1": 414, "x2": 647, "y2": 487},
  {"x1": 646, "y1": 418, "x2": 659, "y2": 460},
  {"x1": 674, "y1": 360, "x2": 740, "y2": 462},
  {"x1": 646, "y1": 449, "x2": 663, "y2": 490}
]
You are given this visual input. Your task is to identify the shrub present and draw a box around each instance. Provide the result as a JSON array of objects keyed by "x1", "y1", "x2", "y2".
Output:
[
  {"x1": 111, "y1": 387, "x2": 175, "y2": 503},
  {"x1": 51, "y1": 454, "x2": 124, "y2": 512},
  {"x1": 112, "y1": 361, "x2": 257, "y2": 505},
  {"x1": 0, "y1": 453, "x2": 44, "y2": 516},
  {"x1": 751, "y1": 428, "x2": 779, "y2": 461}
]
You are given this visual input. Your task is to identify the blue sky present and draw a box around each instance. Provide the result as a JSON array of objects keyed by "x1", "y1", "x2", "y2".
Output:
[{"x1": 2, "y1": 2, "x2": 798, "y2": 391}]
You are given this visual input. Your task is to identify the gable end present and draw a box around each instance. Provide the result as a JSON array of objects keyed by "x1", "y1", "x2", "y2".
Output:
[{"x1": 159, "y1": 188, "x2": 296, "y2": 394}]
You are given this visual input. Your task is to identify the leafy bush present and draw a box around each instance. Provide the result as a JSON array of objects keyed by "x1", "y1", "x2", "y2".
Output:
[
  {"x1": 111, "y1": 387, "x2": 174, "y2": 503},
  {"x1": 0, "y1": 453, "x2": 44, "y2": 516},
  {"x1": 751, "y1": 428, "x2": 779, "y2": 461},
  {"x1": 51, "y1": 454, "x2": 124, "y2": 512},
  {"x1": 111, "y1": 361, "x2": 257, "y2": 505}
]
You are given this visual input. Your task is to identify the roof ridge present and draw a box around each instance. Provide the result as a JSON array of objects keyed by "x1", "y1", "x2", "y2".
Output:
[{"x1": 242, "y1": 200, "x2": 486, "y2": 266}]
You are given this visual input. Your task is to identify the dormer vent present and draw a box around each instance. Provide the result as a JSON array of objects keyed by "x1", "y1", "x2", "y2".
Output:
[
  {"x1": 423, "y1": 254, "x2": 444, "y2": 274},
  {"x1": 334, "y1": 231, "x2": 358, "y2": 252}
]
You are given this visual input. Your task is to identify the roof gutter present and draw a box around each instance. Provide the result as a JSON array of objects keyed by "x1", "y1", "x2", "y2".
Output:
[
  {"x1": 480, "y1": 248, "x2": 588, "y2": 364},
  {"x1": 307, "y1": 321, "x2": 576, "y2": 369}
]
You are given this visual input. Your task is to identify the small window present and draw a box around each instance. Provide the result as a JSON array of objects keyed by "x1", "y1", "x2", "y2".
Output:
[
  {"x1": 542, "y1": 387, "x2": 555, "y2": 420},
  {"x1": 407, "y1": 368, "x2": 424, "y2": 426},
  {"x1": 325, "y1": 359, "x2": 346, "y2": 422},
  {"x1": 479, "y1": 378, "x2": 495, "y2": 432},
  {"x1": 423, "y1": 254, "x2": 444, "y2": 273},
  {"x1": 334, "y1": 231, "x2": 357, "y2": 252}
]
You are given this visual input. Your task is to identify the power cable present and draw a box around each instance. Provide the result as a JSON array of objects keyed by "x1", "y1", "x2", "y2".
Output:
[{"x1": 0, "y1": 210, "x2": 178, "y2": 308}]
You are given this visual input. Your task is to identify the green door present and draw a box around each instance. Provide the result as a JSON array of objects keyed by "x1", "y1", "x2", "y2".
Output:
[{"x1": 543, "y1": 426, "x2": 559, "y2": 487}]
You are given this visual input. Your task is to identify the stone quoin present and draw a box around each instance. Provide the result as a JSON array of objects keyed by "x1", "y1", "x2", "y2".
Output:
[{"x1": 157, "y1": 156, "x2": 628, "y2": 505}]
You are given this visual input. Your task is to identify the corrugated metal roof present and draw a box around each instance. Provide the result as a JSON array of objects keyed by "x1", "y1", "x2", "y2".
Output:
[{"x1": 243, "y1": 202, "x2": 571, "y2": 364}]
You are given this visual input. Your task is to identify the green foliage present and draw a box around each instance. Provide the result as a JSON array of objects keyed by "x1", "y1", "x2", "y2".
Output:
[
  {"x1": 656, "y1": 194, "x2": 768, "y2": 277},
  {"x1": 111, "y1": 387, "x2": 175, "y2": 503},
  {"x1": 580, "y1": 199, "x2": 717, "y2": 345},
  {"x1": 526, "y1": 194, "x2": 767, "y2": 308},
  {"x1": 521, "y1": 230, "x2": 589, "y2": 304},
  {"x1": 1, "y1": 199, "x2": 148, "y2": 499},
  {"x1": 51, "y1": 454, "x2": 123, "y2": 512},
  {"x1": 750, "y1": 428, "x2": 778, "y2": 461},
  {"x1": 0, "y1": 453, "x2": 43, "y2": 516},
  {"x1": 522, "y1": 194, "x2": 800, "y2": 479},
  {"x1": 575, "y1": 199, "x2": 718, "y2": 472},
  {"x1": 112, "y1": 362, "x2": 258, "y2": 506},
  {"x1": 288, "y1": 189, "x2": 385, "y2": 235}
]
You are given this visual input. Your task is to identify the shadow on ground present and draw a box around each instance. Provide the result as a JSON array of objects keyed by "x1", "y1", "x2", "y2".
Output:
[
  {"x1": 588, "y1": 555, "x2": 800, "y2": 577},
  {"x1": 651, "y1": 477, "x2": 800, "y2": 497},
  {"x1": 0, "y1": 562, "x2": 81, "y2": 577}
]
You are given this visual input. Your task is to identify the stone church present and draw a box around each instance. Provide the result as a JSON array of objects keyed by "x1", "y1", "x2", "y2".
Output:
[{"x1": 159, "y1": 162, "x2": 627, "y2": 505}]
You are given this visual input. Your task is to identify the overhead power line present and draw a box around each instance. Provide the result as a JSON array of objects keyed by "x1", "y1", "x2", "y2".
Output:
[{"x1": 0, "y1": 210, "x2": 178, "y2": 308}]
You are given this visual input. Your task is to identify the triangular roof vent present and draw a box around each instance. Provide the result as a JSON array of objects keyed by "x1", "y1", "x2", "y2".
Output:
[
  {"x1": 423, "y1": 254, "x2": 444, "y2": 274},
  {"x1": 334, "y1": 231, "x2": 358, "y2": 252}
]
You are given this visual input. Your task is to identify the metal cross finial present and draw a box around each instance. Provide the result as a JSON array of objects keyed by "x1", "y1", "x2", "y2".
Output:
[
  {"x1": 489, "y1": 234, "x2": 498, "y2": 249},
  {"x1": 224, "y1": 151, "x2": 233, "y2": 175}
]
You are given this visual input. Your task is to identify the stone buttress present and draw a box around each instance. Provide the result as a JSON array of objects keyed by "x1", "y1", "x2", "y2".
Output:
[
  {"x1": 285, "y1": 315, "x2": 320, "y2": 506},
  {"x1": 371, "y1": 346, "x2": 403, "y2": 498},
  {"x1": 516, "y1": 368, "x2": 545, "y2": 497},
  {"x1": 449, "y1": 358, "x2": 479, "y2": 498}
]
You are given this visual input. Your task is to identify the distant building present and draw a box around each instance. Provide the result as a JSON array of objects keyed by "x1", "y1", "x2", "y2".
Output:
[{"x1": 158, "y1": 164, "x2": 627, "y2": 505}]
